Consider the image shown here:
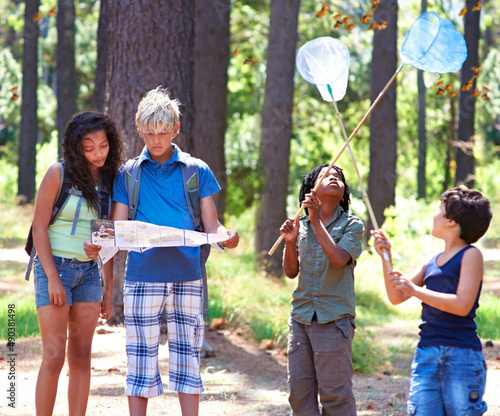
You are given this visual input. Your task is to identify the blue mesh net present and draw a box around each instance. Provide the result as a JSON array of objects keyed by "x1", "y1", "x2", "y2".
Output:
[{"x1": 400, "y1": 11, "x2": 467, "y2": 73}]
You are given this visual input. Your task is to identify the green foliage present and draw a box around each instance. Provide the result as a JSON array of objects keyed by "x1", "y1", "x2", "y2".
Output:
[
  {"x1": 352, "y1": 329, "x2": 384, "y2": 374},
  {"x1": 476, "y1": 294, "x2": 500, "y2": 341}
]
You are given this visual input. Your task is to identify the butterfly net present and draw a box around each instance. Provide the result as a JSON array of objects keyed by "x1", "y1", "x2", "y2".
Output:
[
  {"x1": 296, "y1": 37, "x2": 350, "y2": 101},
  {"x1": 400, "y1": 11, "x2": 467, "y2": 73}
]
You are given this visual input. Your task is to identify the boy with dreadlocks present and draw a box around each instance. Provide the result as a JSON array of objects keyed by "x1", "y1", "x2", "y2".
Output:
[{"x1": 280, "y1": 164, "x2": 364, "y2": 416}]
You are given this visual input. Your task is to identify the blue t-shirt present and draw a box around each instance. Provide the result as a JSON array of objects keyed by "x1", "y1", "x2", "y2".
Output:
[
  {"x1": 113, "y1": 144, "x2": 221, "y2": 282},
  {"x1": 418, "y1": 245, "x2": 482, "y2": 351}
]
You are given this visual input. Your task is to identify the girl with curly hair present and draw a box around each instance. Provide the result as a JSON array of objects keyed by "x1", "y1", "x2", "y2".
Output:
[
  {"x1": 280, "y1": 164, "x2": 364, "y2": 415},
  {"x1": 32, "y1": 111, "x2": 124, "y2": 415}
]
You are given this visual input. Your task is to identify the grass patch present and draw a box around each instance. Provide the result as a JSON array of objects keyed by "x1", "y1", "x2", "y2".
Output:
[{"x1": 0, "y1": 295, "x2": 39, "y2": 340}]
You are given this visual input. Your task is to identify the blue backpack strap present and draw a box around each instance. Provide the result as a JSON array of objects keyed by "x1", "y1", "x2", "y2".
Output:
[
  {"x1": 124, "y1": 157, "x2": 142, "y2": 220},
  {"x1": 180, "y1": 156, "x2": 211, "y2": 321},
  {"x1": 25, "y1": 161, "x2": 72, "y2": 281}
]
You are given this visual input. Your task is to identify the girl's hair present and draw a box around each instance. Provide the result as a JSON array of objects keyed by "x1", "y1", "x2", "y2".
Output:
[
  {"x1": 299, "y1": 164, "x2": 351, "y2": 215},
  {"x1": 62, "y1": 112, "x2": 124, "y2": 214}
]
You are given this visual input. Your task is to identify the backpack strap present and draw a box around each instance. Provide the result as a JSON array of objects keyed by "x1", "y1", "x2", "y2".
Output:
[
  {"x1": 124, "y1": 157, "x2": 142, "y2": 220},
  {"x1": 25, "y1": 162, "x2": 72, "y2": 281},
  {"x1": 98, "y1": 175, "x2": 111, "y2": 220},
  {"x1": 180, "y1": 156, "x2": 211, "y2": 321}
]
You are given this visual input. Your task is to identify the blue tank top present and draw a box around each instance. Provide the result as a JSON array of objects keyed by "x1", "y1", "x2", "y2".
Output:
[{"x1": 418, "y1": 245, "x2": 482, "y2": 351}]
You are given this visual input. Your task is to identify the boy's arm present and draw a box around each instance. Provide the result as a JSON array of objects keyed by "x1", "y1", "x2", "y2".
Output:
[
  {"x1": 371, "y1": 229, "x2": 425, "y2": 305},
  {"x1": 200, "y1": 195, "x2": 239, "y2": 249},
  {"x1": 280, "y1": 218, "x2": 299, "y2": 279},
  {"x1": 400, "y1": 247, "x2": 484, "y2": 316}
]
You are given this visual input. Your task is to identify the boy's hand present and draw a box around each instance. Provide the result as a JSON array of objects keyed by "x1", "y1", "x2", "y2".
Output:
[
  {"x1": 224, "y1": 230, "x2": 240, "y2": 249},
  {"x1": 280, "y1": 218, "x2": 299, "y2": 243},
  {"x1": 388, "y1": 270, "x2": 416, "y2": 297},
  {"x1": 370, "y1": 229, "x2": 391, "y2": 257},
  {"x1": 303, "y1": 191, "x2": 321, "y2": 223},
  {"x1": 84, "y1": 238, "x2": 101, "y2": 259}
]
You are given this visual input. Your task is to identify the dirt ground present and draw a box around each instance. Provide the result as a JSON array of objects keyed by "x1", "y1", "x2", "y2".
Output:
[
  {"x1": 1, "y1": 323, "x2": 500, "y2": 416},
  {"x1": 1, "y1": 248, "x2": 500, "y2": 415}
]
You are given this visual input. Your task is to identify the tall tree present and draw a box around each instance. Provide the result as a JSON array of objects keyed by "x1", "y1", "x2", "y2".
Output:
[
  {"x1": 256, "y1": 0, "x2": 300, "y2": 275},
  {"x1": 104, "y1": 0, "x2": 195, "y2": 322},
  {"x1": 17, "y1": 0, "x2": 39, "y2": 205},
  {"x1": 105, "y1": 0, "x2": 195, "y2": 160},
  {"x1": 56, "y1": 0, "x2": 77, "y2": 157},
  {"x1": 93, "y1": 0, "x2": 109, "y2": 112},
  {"x1": 455, "y1": 0, "x2": 480, "y2": 187},
  {"x1": 193, "y1": 0, "x2": 230, "y2": 221},
  {"x1": 367, "y1": 0, "x2": 398, "y2": 233},
  {"x1": 417, "y1": 0, "x2": 427, "y2": 199}
]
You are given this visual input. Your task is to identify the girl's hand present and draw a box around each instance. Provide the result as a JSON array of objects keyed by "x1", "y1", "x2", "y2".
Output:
[
  {"x1": 84, "y1": 239, "x2": 101, "y2": 259},
  {"x1": 280, "y1": 218, "x2": 299, "y2": 243},
  {"x1": 370, "y1": 229, "x2": 391, "y2": 257},
  {"x1": 100, "y1": 290, "x2": 114, "y2": 319},
  {"x1": 48, "y1": 277, "x2": 67, "y2": 306}
]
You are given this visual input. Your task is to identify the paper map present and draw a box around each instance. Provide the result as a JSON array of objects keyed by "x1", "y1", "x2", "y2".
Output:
[{"x1": 90, "y1": 219, "x2": 228, "y2": 264}]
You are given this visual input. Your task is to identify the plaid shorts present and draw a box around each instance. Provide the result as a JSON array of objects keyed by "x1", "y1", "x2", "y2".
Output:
[{"x1": 123, "y1": 279, "x2": 205, "y2": 397}]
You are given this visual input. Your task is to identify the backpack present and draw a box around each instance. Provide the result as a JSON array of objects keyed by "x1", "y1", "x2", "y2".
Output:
[
  {"x1": 25, "y1": 161, "x2": 111, "y2": 281},
  {"x1": 123, "y1": 155, "x2": 212, "y2": 321}
]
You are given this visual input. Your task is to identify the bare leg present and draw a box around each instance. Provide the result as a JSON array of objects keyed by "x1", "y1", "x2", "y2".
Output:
[
  {"x1": 179, "y1": 392, "x2": 199, "y2": 416},
  {"x1": 35, "y1": 305, "x2": 71, "y2": 416},
  {"x1": 67, "y1": 302, "x2": 100, "y2": 416},
  {"x1": 128, "y1": 396, "x2": 148, "y2": 416}
]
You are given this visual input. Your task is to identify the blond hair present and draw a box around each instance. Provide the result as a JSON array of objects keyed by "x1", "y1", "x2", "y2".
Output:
[{"x1": 135, "y1": 86, "x2": 181, "y2": 133}]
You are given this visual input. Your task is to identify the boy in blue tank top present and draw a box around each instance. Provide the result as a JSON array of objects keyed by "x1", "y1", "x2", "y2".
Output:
[{"x1": 371, "y1": 187, "x2": 492, "y2": 416}]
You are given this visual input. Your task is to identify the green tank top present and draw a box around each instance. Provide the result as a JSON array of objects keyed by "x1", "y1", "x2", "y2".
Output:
[{"x1": 48, "y1": 189, "x2": 96, "y2": 261}]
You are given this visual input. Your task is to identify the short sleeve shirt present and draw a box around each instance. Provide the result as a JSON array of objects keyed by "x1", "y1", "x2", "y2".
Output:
[
  {"x1": 290, "y1": 206, "x2": 364, "y2": 325},
  {"x1": 113, "y1": 144, "x2": 221, "y2": 282}
]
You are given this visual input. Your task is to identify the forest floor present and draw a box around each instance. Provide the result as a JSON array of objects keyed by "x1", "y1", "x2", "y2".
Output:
[{"x1": 1, "y1": 248, "x2": 500, "y2": 416}]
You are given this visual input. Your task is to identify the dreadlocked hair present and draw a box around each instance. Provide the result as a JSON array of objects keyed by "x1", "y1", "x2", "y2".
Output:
[
  {"x1": 299, "y1": 164, "x2": 351, "y2": 215},
  {"x1": 62, "y1": 112, "x2": 124, "y2": 215}
]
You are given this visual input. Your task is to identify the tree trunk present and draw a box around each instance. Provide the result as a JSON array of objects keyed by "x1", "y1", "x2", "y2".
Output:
[
  {"x1": 193, "y1": 0, "x2": 230, "y2": 222},
  {"x1": 105, "y1": 0, "x2": 195, "y2": 160},
  {"x1": 455, "y1": 0, "x2": 480, "y2": 187},
  {"x1": 417, "y1": 69, "x2": 426, "y2": 199},
  {"x1": 93, "y1": 0, "x2": 109, "y2": 112},
  {"x1": 443, "y1": 99, "x2": 457, "y2": 192},
  {"x1": 104, "y1": 0, "x2": 195, "y2": 322},
  {"x1": 17, "y1": 0, "x2": 39, "y2": 205},
  {"x1": 256, "y1": 0, "x2": 300, "y2": 276},
  {"x1": 56, "y1": 0, "x2": 77, "y2": 158},
  {"x1": 367, "y1": 0, "x2": 398, "y2": 233},
  {"x1": 416, "y1": 0, "x2": 427, "y2": 199}
]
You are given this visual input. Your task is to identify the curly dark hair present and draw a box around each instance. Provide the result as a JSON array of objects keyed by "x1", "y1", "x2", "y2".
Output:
[
  {"x1": 299, "y1": 164, "x2": 351, "y2": 215},
  {"x1": 62, "y1": 112, "x2": 124, "y2": 215},
  {"x1": 440, "y1": 186, "x2": 492, "y2": 244}
]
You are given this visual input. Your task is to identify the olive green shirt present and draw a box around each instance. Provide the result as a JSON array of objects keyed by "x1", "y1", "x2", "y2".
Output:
[{"x1": 290, "y1": 206, "x2": 364, "y2": 325}]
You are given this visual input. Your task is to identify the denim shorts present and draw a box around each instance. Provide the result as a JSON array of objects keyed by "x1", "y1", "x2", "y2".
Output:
[
  {"x1": 408, "y1": 345, "x2": 488, "y2": 416},
  {"x1": 34, "y1": 256, "x2": 102, "y2": 308}
]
